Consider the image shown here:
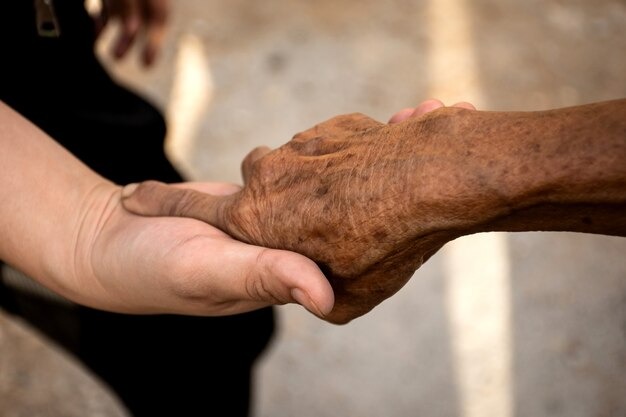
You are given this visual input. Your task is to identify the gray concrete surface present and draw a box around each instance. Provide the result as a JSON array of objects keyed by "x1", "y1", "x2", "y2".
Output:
[
  {"x1": 1, "y1": 0, "x2": 625, "y2": 415},
  {"x1": 0, "y1": 312, "x2": 128, "y2": 416}
]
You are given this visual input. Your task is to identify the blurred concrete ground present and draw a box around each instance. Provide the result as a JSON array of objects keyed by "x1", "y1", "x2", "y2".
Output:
[
  {"x1": 0, "y1": 313, "x2": 128, "y2": 416},
  {"x1": 2, "y1": 0, "x2": 626, "y2": 416}
]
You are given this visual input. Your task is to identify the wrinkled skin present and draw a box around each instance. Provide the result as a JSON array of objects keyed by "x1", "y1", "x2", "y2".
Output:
[
  {"x1": 227, "y1": 113, "x2": 464, "y2": 323},
  {"x1": 123, "y1": 99, "x2": 626, "y2": 324}
]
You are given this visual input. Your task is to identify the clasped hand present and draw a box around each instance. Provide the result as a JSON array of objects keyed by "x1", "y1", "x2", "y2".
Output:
[{"x1": 119, "y1": 100, "x2": 475, "y2": 323}]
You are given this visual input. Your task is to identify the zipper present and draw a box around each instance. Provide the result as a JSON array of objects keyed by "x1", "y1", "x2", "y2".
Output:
[{"x1": 34, "y1": 0, "x2": 61, "y2": 38}]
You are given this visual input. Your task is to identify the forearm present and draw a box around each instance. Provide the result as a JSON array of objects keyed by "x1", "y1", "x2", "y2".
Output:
[
  {"x1": 0, "y1": 101, "x2": 116, "y2": 299},
  {"x1": 448, "y1": 99, "x2": 626, "y2": 236}
]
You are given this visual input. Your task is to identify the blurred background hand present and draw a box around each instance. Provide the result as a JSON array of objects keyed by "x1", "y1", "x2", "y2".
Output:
[{"x1": 94, "y1": 0, "x2": 169, "y2": 66}]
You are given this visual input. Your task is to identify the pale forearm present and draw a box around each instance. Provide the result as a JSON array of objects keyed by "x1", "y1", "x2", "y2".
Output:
[{"x1": 0, "y1": 101, "x2": 115, "y2": 299}]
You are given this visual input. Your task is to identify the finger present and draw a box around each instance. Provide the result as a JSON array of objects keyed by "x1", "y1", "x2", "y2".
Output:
[
  {"x1": 140, "y1": 0, "x2": 169, "y2": 66},
  {"x1": 93, "y1": 9, "x2": 109, "y2": 39},
  {"x1": 388, "y1": 99, "x2": 446, "y2": 124},
  {"x1": 210, "y1": 245, "x2": 335, "y2": 318},
  {"x1": 142, "y1": 22, "x2": 166, "y2": 66},
  {"x1": 113, "y1": 2, "x2": 141, "y2": 59},
  {"x1": 451, "y1": 101, "x2": 476, "y2": 110},
  {"x1": 169, "y1": 181, "x2": 242, "y2": 196},
  {"x1": 121, "y1": 180, "x2": 233, "y2": 231},
  {"x1": 91, "y1": 0, "x2": 110, "y2": 37},
  {"x1": 411, "y1": 98, "x2": 445, "y2": 117},
  {"x1": 255, "y1": 248, "x2": 335, "y2": 318},
  {"x1": 388, "y1": 107, "x2": 415, "y2": 124},
  {"x1": 242, "y1": 146, "x2": 271, "y2": 185}
]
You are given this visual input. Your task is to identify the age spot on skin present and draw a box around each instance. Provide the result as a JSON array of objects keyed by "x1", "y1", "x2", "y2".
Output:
[
  {"x1": 315, "y1": 184, "x2": 330, "y2": 197},
  {"x1": 373, "y1": 230, "x2": 388, "y2": 242}
]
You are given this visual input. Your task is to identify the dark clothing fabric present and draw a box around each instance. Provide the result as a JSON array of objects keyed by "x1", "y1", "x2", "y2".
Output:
[{"x1": 0, "y1": 1, "x2": 275, "y2": 416}]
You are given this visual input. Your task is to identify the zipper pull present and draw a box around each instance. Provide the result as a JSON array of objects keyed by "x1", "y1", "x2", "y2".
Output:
[{"x1": 34, "y1": 0, "x2": 61, "y2": 38}]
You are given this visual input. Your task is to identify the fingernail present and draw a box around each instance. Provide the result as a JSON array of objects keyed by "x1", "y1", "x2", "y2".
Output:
[
  {"x1": 291, "y1": 288, "x2": 325, "y2": 318},
  {"x1": 121, "y1": 183, "x2": 139, "y2": 199}
]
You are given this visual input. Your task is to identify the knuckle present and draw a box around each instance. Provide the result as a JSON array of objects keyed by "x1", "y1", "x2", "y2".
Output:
[
  {"x1": 252, "y1": 153, "x2": 271, "y2": 175},
  {"x1": 243, "y1": 153, "x2": 260, "y2": 173},
  {"x1": 247, "y1": 154, "x2": 278, "y2": 184},
  {"x1": 343, "y1": 113, "x2": 380, "y2": 131},
  {"x1": 228, "y1": 196, "x2": 264, "y2": 244},
  {"x1": 291, "y1": 129, "x2": 315, "y2": 142}
]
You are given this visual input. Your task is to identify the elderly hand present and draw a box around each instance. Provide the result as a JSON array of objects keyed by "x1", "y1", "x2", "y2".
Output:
[{"x1": 94, "y1": 0, "x2": 169, "y2": 66}]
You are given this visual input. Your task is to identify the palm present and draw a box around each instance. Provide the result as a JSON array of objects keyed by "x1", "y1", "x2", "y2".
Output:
[
  {"x1": 86, "y1": 189, "x2": 333, "y2": 318},
  {"x1": 88, "y1": 203, "x2": 275, "y2": 316}
]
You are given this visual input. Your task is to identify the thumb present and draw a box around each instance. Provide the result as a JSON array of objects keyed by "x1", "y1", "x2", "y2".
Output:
[
  {"x1": 235, "y1": 247, "x2": 335, "y2": 318},
  {"x1": 121, "y1": 180, "x2": 233, "y2": 231}
]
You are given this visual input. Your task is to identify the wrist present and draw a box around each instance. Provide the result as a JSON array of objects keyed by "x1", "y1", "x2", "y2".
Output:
[
  {"x1": 458, "y1": 101, "x2": 626, "y2": 235},
  {"x1": 46, "y1": 179, "x2": 121, "y2": 304},
  {"x1": 395, "y1": 107, "x2": 510, "y2": 236}
]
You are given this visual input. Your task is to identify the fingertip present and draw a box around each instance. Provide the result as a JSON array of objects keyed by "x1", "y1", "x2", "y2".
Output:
[
  {"x1": 388, "y1": 108, "x2": 415, "y2": 124},
  {"x1": 301, "y1": 264, "x2": 335, "y2": 318},
  {"x1": 315, "y1": 286, "x2": 335, "y2": 317},
  {"x1": 291, "y1": 285, "x2": 335, "y2": 318},
  {"x1": 452, "y1": 101, "x2": 477, "y2": 110},
  {"x1": 121, "y1": 182, "x2": 139, "y2": 199},
  {"x1": 121, "y1": 180, "x2": 166, "y2": 198},
  {"x1": 290, "y1": 288, "x2": 326, "y2": 318},
  {"x1": 279, "y1": 253, "x2": 334, "y2": 318},
  {"x1": 119, "y1": 180, "x2": 168, "y2": 216},
  {"x1": 412, "y1": 98, "x2": 446, "y2": 117}
]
